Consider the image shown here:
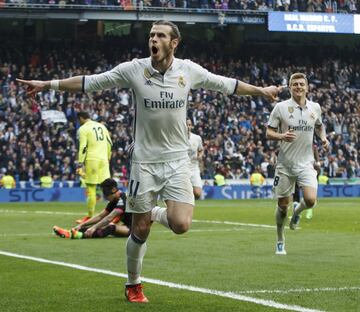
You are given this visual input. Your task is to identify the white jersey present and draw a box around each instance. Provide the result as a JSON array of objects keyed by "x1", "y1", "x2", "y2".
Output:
[
  {"x1": 188, "y1": 132, "x2": 203, "y2": 170},
  {"x1": 267, "y1": 98, "x2": 322, "y2": 168},
  {"x1": 84, "y1": 57, "x2": 237, "y2": 163}
]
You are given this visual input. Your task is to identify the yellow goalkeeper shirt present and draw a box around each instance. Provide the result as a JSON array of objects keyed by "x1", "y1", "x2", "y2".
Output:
[{"x1": 78, "y1": 120, "x2": 112, "y2": 163}]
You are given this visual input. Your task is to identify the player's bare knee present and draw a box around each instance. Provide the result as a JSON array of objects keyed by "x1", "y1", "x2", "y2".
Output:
[
  {"x1": 132, "y1": 221, "x2": 151, "y2": 239},
  {"x1": 278, "y1": 205, "x2": 288, "y2": 218},
  {"x1": 278, "y1": 204, "x2": 288, "y2": 213},
  {"x1": 305, "y1": 198, "x2": 316, "y2": 208},
  {"x1": 170, "y1": 219, "x2": 191, "y2": 234}
]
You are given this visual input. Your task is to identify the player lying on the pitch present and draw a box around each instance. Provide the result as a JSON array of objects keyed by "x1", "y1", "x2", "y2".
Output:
[{"x1": 53, "y1": 178, "x2": 131, "y2": 239}]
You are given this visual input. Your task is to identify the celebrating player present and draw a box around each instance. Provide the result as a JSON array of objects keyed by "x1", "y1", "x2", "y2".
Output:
[
  {"x1": 187, "y1": 118, "x2": 204, "y2": 199},
  {"x1": 266, "y1": 73, "x2": 329, "y2": 255},
  {"x1": 53, "y1": 178, "x2": 131, "y2": 239},
  {"x1": 17, "y1": 20, "x2": 282, "y2": 302},
  {"x1": 75, "y1": 111, "x2": 112, "y2": 224}
]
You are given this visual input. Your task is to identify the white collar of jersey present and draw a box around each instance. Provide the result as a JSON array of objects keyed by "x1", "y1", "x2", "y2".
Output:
[
  {"x1": 291, "y1": 98, "x2": 309, "y2": 110},
  {"x1": 147, "y1": 57, "x2": 179, "y2": 76}
]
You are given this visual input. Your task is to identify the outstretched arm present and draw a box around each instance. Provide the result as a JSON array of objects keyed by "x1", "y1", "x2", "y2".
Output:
[
  {"x1": 16, "y1": 76, "x2": 83, "y2": 97},
  {"x1": 74, "y1": 209, "x2": 108, "y2": 230},
  {"x1": 235, "y1": 81, "x2": 284, "y2": 102},
  {"x1": 84, "y1": 210, "x2": 119, "y2": 236}
]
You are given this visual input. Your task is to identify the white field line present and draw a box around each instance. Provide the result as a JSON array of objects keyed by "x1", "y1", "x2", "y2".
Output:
[
  {"x1": 193, "y1": 219, "x2": 276, "y2": 229},
  {"x1": 238, "y1": 287, "x2": 360, "y2": 295},
  {"x1": 0, "y1": 250, "x2": 324, "y2": 312}
]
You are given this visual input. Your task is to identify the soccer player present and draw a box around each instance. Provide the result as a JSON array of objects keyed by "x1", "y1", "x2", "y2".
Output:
[
  {"x1": 75, "y1": 111, "x2": 112, "y2": 224},
  {"x1": 17, "y1": 20, "x2": 282, "y2": 302},
  {"x1": 266, "y1": 72, "x2": 329, "y2": 255},
  {"x1": 187, "y1": 118, "x2": 203, "y2": 199},
  {"x1": 53, "y1": 178, "x2": 131, "y2": 239}
]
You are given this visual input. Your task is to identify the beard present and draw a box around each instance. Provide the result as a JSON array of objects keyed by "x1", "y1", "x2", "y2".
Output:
[{"x1": 150, "y1": 42, "x2": 173, "y2": 63}]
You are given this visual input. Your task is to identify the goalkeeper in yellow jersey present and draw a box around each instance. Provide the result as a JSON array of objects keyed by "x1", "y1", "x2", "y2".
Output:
[{"x1": 76, "y1": 111, "x2": 112, "y2": 224}]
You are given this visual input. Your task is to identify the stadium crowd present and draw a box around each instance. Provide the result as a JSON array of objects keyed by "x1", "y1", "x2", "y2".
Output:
[
  {"x1": 0, "y1": 44, "x2": 359, "y2": 184},
  {"x1": 2, "y1": 0, "x2": 360, "y2": 13}
]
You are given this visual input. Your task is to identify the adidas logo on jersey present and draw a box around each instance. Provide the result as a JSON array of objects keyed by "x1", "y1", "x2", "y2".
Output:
[{"x1": 145, "y1": 80, "x2": 153, "y2": 86}]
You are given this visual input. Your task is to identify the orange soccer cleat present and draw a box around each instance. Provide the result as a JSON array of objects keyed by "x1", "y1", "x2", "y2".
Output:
[
  {"x1": 75, "y1": 216, "x2": 90, "y2": 224},
  {"x1": 110, "y1": 216, "x2": 121, "y2": 224},
  {"x1": 125, "y1": 284, "x2": 149, "y2": 303},
  {"x1": 53, "y1": 226, "x2": 71, "y2": 239}
]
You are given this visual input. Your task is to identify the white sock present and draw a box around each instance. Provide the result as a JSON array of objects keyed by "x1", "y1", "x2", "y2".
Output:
[
  {"x1": 151, "y1": 206, "x2": 170, "y2": 229},
  {"x1": 295, "y1": 199, "x2": 316, "y2": 216},
  {"x1": 126, "y1": 234, "x2": 147, "y2": 285},
  {"x1": 275, "y1": 206, "x2": 287, "y2": 242}
]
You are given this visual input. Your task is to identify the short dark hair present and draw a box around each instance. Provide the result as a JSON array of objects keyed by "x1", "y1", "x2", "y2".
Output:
[
  {"x1": 77, "y1": 111, "x2": 90, "y2": 120},
  {"x1": 100, "y1": 178, "x2": 118, "y2": 196},
  {"x1": 152, "y1": 20, "x2": 181, "y2": 42}
]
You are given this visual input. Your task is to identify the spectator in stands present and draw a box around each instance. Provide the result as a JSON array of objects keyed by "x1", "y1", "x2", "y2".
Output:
[
  {"x1": 250, "y1": 166, "x2": 265, "y2": 198},
  {"x1": 318, "y1": 170, "x2": 329, "y2": 185},
  {"x1": 40, "y1": 171, "x2": 54, "y2": 188},
  {"x1": 250, "y1": 166, "x2": 265, "y2": 186},
  {"x1": 0, "y1": 170, "x2": 16, "y2": 189},
  {"x1": 214, "y1": 166, "x2": 226, "y2": 186}
]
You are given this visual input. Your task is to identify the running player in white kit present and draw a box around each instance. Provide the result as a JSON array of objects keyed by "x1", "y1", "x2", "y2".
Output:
[
  {"x1": 187, "y1": 118, "x2": 204, "y2": 199},
  {"x1": 17, "y1": 20, "x2": 283, "y2": 302},
  {"x1": 266, "y1": 73, "x2": 329, "y2": 255}
]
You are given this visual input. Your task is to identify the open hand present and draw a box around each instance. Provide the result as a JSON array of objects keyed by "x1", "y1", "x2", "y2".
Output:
[{"x1": 16, "y1": 79, "x2": 49, "y2": 97}]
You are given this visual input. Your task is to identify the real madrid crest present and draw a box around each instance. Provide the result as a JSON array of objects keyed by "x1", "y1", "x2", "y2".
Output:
[
  {"x1": 288, "y1": 106, "x2": 294, "y2": 119},
  {"x1": 128, "y1": 197, "x2": 136, "y2": 209},
  {"x1": 310, "y1": 112, "x2": 316, "y2": 120},
  {"x1": 178, "y1": 76, "x2": 186, "y2": 88}
]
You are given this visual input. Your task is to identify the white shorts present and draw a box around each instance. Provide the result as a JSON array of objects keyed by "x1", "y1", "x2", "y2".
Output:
[
  {"x1": 190, "y1": 166, "x2": 202, "y2": 188},
  {"x1": 126, "y1": 158, "x2": 195, "y2": 213},
  {"x1": 273, "y1": 165, "x2": 318, "y2": 198}
]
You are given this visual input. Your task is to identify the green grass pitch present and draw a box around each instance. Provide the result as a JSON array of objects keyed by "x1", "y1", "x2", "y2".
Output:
[{"x1": 0, "y1": 198, "x2": 359, "y2": 312}]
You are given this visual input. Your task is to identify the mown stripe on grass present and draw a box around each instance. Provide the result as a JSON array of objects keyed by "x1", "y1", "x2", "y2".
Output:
[
  {"x1": 0, "y1": 209, "x2": 275, "y2": 229},
  {"x1": 0, "y1": 250, "x2": 324, "y2": 312},
  {"x1": 0, "y1": 209, "x2": 83, "y2": 216}
]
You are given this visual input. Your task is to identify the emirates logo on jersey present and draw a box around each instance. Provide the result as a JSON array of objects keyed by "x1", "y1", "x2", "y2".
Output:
[{"x1": 178, "y1": 76, "x2": 186, "y2": 88}]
